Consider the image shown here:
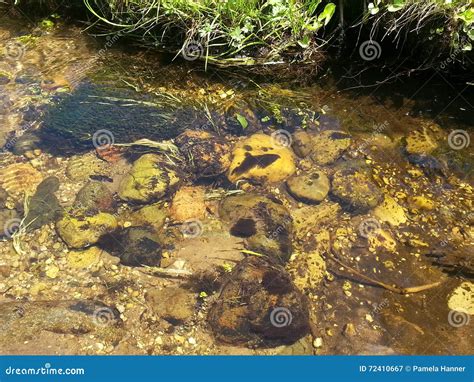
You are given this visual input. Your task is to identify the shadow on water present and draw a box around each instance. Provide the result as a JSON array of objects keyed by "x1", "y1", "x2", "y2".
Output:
[{"x1": 36, "y1": 81, "x2": 206, "y2": 156}]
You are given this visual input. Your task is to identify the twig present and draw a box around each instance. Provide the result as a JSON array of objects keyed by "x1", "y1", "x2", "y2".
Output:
[{"x1": 328, "y1": 233, "x2": 442, "y2": 295}]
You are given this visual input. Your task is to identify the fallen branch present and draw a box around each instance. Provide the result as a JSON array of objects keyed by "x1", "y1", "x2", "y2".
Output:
[{"x1": 328, "y1": 234, "x2": 443, "y2": 295}]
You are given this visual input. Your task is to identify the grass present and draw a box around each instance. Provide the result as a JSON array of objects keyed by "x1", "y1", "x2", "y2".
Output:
[
  {"x1": 364, "y1": 0, "x2": 474, "y2": 53},
  {"x1": 80, "y1": 0, "x2": 337, "y2": 67},
  {"x1": 7, "y1": 0, "x2": 474, "y2": 71}
]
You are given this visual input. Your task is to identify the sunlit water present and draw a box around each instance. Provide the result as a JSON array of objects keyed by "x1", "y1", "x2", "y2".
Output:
[{"x1": 0, "y1": 16, "x2": 472, "y2": 355}]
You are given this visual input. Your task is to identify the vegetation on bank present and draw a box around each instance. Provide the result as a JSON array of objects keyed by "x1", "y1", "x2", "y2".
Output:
[
  {"x1": 5, "y1": 0, "x2": 474, "y2": 71},
  {"x1": 363, "y1": 0, "x2": 474, "y2": 60}
]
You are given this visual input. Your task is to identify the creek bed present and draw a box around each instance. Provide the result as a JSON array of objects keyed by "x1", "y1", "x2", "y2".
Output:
[{"x1": 0, "y1": 16, "x2": 472, "y2": 355}]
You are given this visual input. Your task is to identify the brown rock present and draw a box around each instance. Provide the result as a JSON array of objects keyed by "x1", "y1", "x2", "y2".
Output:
[
  {"x1": 146, "y1": 286, "x2": 195, "y2": 324},
  {"x1": 170, "y1": 186, "x2": 207, "y2": 222},
  {"x1": 208, "y1": 256, "x2": 310, "y2": 347},
  {"x1": 175, "y1": 130, "x2": 231, "y2": 178}
]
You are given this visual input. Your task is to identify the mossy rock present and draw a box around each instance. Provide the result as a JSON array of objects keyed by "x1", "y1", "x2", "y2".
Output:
[
  {"x1": 118, "y1": 154, "x2": 180, "y2": 203},
  {"x1": 127, "y1": 203, "x2": 167, "y2": 230},
  {"x1": 113, "y1": 227, "x2": 162, "y2": 267},
  {"x1": 74, "y1": 181, "x2": 115, "y2": 214},
  {"x1": 66, "y1": 153, "x2": 111, "y2": 182},
  {"x1": 24, "y1": 176, "x2": 63, "y2": 231},
  {"x1": 219, "y1": 193, "x2": 292, "y2": 263},
  {"x1": 208, "y1": 256, "x2": 310, "y2": 347},
  {"x1": 67, "y1": 247, "x2": 103, "y2": 269},
  {"x1": 175, "y1": 130, "x2": 231, "y2": 179},
  {"x1": 331, "y1": 168, "x2": 383, "y2": 213},
  {"x1": 56, "y1": 212, "x2": 118, "y2": 249},
  {"x1": 310, "y1": 130, "x2": 352, "y2": 165},
  {"x1": 227, "y1": 133, "x2": 296, "y2": 184}
]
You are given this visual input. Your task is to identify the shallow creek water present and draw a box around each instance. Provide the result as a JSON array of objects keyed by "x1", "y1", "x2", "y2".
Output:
[{"x1": 0, "y1": 16, "x2": 473, "y2": 355}]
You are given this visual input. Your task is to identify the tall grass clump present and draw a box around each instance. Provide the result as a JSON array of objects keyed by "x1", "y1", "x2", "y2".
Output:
[{"x1": 81, "y1": 0, "x2": 337, "y2": 66}]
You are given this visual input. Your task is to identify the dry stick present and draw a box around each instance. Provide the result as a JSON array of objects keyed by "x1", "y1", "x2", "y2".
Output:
[{"x1": 328, "y1": 236, "x2": 442, "y2": 295}]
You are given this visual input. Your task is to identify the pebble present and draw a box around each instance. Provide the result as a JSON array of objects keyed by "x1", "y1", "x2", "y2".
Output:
[
  {"x1": 343, "y1": 323, "x2": 357, "y2": 337},
  {"x1": 313, "y1": 337, "x2": 323, "y2": 348},
  {"x1": 45, "y1": 264, "x2": 59, "y2": 279}
]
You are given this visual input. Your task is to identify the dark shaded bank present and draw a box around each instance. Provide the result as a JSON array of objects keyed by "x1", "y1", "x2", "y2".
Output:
[{"x1": 3, "y1": 0, "x2": 474, "y2": 80}]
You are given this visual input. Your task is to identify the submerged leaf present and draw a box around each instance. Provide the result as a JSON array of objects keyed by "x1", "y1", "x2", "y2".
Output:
[{"x1": 235, "y1": 113, "x2": 248, "y2": 129}]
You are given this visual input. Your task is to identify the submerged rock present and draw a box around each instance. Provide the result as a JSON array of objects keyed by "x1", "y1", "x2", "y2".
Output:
[
  {"x1": 292, "y1": 130, "x2": 313, "y2": 158},
  {"x1": 66, "y1": 153, "x2": 111, "y2": 181},
  {"x1": 74, "y1": 181, "x2": 115, "y2": 214},
  {"x1": 447, "y1": 281, "x2": 474, "y2": 315},
  {"x1": 286, "y1": 170, "x2": 330, "y2": 203},
  {"x1": 170, "y1": 186, "x2": 207, "y2": 222},
  {"x1": 427, "y1": 244, "x2": 474, "y2": 277},
  {"x1": 289, "y1": 250, "x2": 327, "y2": 292},
  {"x1": 208, "y1": 256, "x2": 310, "y2": 347},
  {"x1": 175, "y1": 130, "x2": 231, "y2": 178},
  {"x1": 24, "y1": 176, "x2": 63, "y2": 230},
  {"x1": 331, "y1": 168, "x2": 383, "y2": 213},
  {"x1": 291, "y1": 202, "x2": 341, "y2": 241},
  {"x1": 118, "y1": 154, "x2": 179, "y2": 203},
  {"x1": 0, "y1": 300, "x2": 122, "y2": 354},
  {"x1": 407, "y1": 153, "x2": 448, "y2": 178},
  {"x1": 310, "y1": 130, "x2": 352, "y2": 165},
  {"x1": 127, "y1": 203, "x2": 167, "y2": 230},
  {"x1": 219, "y1": 193, "x2": 293, "y2": 263},
  {"x1": 106, "y1": 227, "x2": 162, "y2": 267},
  {"x1": 145, "y1": 286, "x2": 195, "y2": 324},
  {"x1": 66, "y1": 246, "x2": 108, "y2": 269},
  {"x1": 37, "y1": 82, "x2": 195, "y2": 155},
  {"x1": 11, "y1": 132, "x2": 42, "y2": 156},
  {"x1": 373, "y1": 195, "x2": 407, "y2": 227},
  {"x1": 0, "y1": 162, "x2": 43, "y2": 198},
  {"x1": 56, "y1": 212, "x2": 118, "y2": 249},
  {"x1": 404, "y1": 123, "x2": 443, "y2": 155},
  {"x1": 227, "y1": 133, "x2": 296, "y2": 184}
]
